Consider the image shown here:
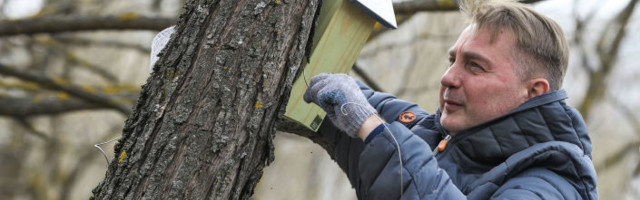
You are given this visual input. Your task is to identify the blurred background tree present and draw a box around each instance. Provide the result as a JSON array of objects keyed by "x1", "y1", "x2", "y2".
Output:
[{"x1": 0, "y1": 0, "x2": 638, "y2": 199}]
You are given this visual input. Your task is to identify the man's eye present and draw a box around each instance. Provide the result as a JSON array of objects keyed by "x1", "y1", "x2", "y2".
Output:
[
  {"x1": 469, "y1": 62, "x2": 485, "y2": 72},
  {"x1": 448, "y1": 58, "x2": 455, "y2": 66}
]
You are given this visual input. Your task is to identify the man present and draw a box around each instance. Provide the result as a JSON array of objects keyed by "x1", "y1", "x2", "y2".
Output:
[{"x1": 303, "y1": 0, "x2": 598, "y2": 199}]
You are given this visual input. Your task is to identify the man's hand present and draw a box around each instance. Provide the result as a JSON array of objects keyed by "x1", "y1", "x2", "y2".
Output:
[{"x1": 303, "y1": 73, "x2": 378, "y2": 138}]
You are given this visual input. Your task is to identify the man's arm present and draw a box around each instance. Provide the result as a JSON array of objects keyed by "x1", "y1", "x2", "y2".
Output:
[
  {"x1": 488, "y1": 168, "x2": 582, "y2": 200},
  {"x1": 309, "y1": 74, "x2": 429, "y2": 198},
  {"x1": 357, "y1": 122, "x2": 465, "y2": 199},
  {"x1": 314, "y1": 75, "x2": 432, "y2": 179},
  {"x1": 356, "y1": 80, "x2": 428, "y2": 127},
  {"x1": 306, "y1": 74, "x2": 465, "y2": 199},
  {"x1": 318, "y1": 118, "x2": 466, "y2": 199}
]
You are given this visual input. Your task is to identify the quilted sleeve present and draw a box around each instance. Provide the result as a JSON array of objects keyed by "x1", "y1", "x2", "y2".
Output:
[
  {"x1": 490, "y1": 168, "x2": 582, "y2": 200},
  {"x1": 358, "y1": 122, "x2": 465, "y2": 199},
  {"x1": 316, "y1": 79, "x2": 448, "y2": 199},
  {"x1": 356, "y1": 80, "x2": 428, "y2": 128}
]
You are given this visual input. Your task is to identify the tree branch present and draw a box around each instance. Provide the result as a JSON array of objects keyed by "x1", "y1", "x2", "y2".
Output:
[
  {"x1": 352, "y1": 63, "x2": 384, "y2": 92},
  {"x1": 0, "y1": 14, "x2": 175, "y2": 36},
  {"x1": 53, "y1": 35, "x2": 151, "y2": 54},
  {"x1": 599, "y1": 0, "x2": 637, "y2": 65},
  {"x1": 593, "y1": 88, "x2": 640, "y2": 174},
  {"x1": 393, "y1": 0, "x2": 459, "y2": 14},
  {"x1": 30, "y1": 35, "x2": 123, "y2": 82},
  {"x1": 277, "y1": 119, "x2": 334, "y2": 160},
  {"x1": 577, "y1": 0, "x2": 638, "y2": 117},
  {"x1": 607, "y1": 93, "x2": 640, "y2": 137},
  {"x1": 0, "y1": 64, "x2": 133, "y2": 115},
  {"x1": 0, "y1": 91, "x2": 137, "y2": 117},
  {"x1": 394, "y1": 45, "x2": 420, "y2": 96},
  {"x1": 393, "y1": 0, "x2": 546, "y2": 15},
  {"x1": 595, "y1": 141, "x2": 640, "y2": 172},
  {"x1": 63, "y1": 51, "x2": 119, "y2": 82},
  {"x1": 14, "y1": 117, "x2": 50, "y2": 140}
]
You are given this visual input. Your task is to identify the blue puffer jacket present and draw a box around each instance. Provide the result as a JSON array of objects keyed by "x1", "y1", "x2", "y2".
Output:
[{"x1": 317, "y1": 82, "x2": 598, "y2": 199}]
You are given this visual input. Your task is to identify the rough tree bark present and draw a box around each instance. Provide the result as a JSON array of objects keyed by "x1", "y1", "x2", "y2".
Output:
[{"x1": 91, "y1": 0, "x2": 320, "y2": 199}]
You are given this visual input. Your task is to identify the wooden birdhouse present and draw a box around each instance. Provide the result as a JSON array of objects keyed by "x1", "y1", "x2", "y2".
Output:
[{"x1": 284, "y1": 0, "x2": 396, "y2": 131}]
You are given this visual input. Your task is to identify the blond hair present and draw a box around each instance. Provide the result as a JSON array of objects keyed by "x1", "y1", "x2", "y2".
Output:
[{"x1": 460, "y1": 0, "x2": 569, "y2": 90}]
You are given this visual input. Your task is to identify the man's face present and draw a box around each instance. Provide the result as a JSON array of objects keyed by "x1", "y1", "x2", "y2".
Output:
[{"x1": 439, "y1": 25, "x2": 529, "y2": 135}]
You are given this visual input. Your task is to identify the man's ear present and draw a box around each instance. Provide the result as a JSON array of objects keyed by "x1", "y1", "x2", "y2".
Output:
[{"x1": 527, "y1": 78, "x2": 549, "y2": 99}]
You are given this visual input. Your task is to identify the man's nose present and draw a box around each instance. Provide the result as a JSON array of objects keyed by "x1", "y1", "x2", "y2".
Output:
[{"x1": 441, "y1": 64, "x2": 461, "y2": 88}]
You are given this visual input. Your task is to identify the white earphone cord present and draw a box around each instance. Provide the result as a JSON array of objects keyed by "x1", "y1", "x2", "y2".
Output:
[{"x1": 340, "y1": 102, "x2": 404, "y2": 198}]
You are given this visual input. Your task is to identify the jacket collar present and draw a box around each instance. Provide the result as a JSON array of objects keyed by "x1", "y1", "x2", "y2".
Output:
[
  {"x1": 431, "y1": 90, "x2": 595, "y2": 199},
  {"x1": 434, "y1": 90, "x2": 569, "y2": 138},
  {"x1": 509, "y1": 90, "x2": 568, "y2": 114},
  {"x1": 433, "y1": 89, "x2": 593, "y2": 159}
]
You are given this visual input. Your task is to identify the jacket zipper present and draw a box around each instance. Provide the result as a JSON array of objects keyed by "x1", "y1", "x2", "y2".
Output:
[{"x1": 432, "y1": 134, "x2": 451, "y2": 157}]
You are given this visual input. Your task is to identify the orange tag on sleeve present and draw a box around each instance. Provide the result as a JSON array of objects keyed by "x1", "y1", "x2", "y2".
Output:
[{"x1": 398, "y1": 111, "x2": 416, "y2": 123}]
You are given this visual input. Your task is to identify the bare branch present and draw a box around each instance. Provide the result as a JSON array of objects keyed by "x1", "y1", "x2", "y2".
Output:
[
  {"x1": 0, "y1": 64, "x2": 133, "y2": 115},
  {"x1": 607, "y1": 93, "x2": 640, "y2": 137},
  {"x1": 0, "y1": 79, "x2": 42, "y2": 91},
  {"x1": 571, "y1": 0, "x2": 603, "y2": 74},
  {"x1": 0, "y1": 91, "x2": 137, "y2": 117},
  {"x1": 594, "y1": 93, "x2": 640, "y2": 173},
  {"x1": 599, "y1": 0, "x2": 637, "y2": 66},
  {"x1": 395, "y1": 45, "x2": 420, "y2": 96},
  {"x1": 53, "y1": 35, "x2": 151, "y2": 54},
  {"x1": 14, "y1": 118, "x2": 50, "y2": 140},
  {"x1": 578, "y1": 0, "x2": 638, "y2": 117},
  {"x1": 277, "y1": 119, "x2": 334, "y2": 160},
  {"x1": 352, "y1": 63, "x2": 384, "y2": 92},
  {"x1": 393, "y1": 0, "x2": 546, "y2": 15},
  {"x1": 393, "y1": 0, "x2": 458, "y2": 14},
  {"x1": 63, "y1": 51, "x2": 119, "y2": 82},
  {"x1": 0, "y1": 14, "x2": 175, "y2": 36},
  {"x1": 360, "y1": 33, "x2": 454, "y2": 58},
  {"x1": 152, "y1": 0, "x2": 164, "y2": 11},
  {"x1": 29, "y1": 35, "x2": 125, "y2": 82},
  {"x1": 595, "y1": 141, "x2": 640, "y2": 172}
]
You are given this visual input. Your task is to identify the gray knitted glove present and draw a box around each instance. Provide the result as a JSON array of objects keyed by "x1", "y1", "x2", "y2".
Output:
[{"x1": 303, "y1": 73, "x2": 377, "y2": 137}]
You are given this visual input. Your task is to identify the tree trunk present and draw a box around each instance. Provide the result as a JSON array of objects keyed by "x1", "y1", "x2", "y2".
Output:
[{"x1": 91, "y1": 0, "x2": 320, "y2": 199}]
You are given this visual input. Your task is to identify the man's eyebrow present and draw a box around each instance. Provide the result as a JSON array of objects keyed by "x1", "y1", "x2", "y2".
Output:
[
  {"x1": 464, "y1": 51, "x2": 491, "y2": 64},
  {"x1": 447, "y1": 48, "x2": 490, "y2": 64}
]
